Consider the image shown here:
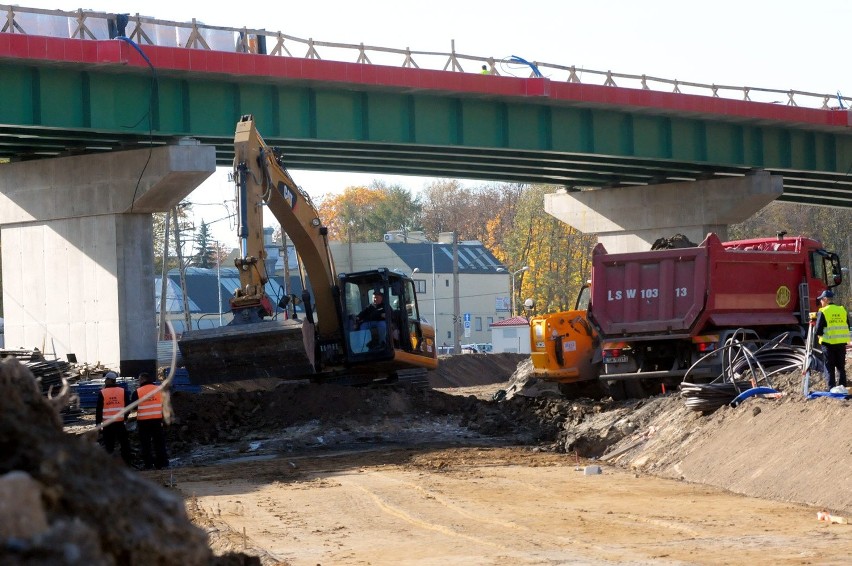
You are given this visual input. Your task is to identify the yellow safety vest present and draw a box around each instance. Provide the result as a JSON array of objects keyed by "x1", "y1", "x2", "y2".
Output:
[
  {"x1": 818, "y1": 304, "x2": 851, "y2": 345},
  {"x1": 101, "y1": 386, "x2": 125, "y2": 422},
  {"x1": 136, "y1": 383, "x2": 163, "y2": 420}
]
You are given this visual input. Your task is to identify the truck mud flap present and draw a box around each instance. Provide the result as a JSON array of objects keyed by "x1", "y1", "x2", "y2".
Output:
[{"x1": 178, "y1": 319, "x2": 315, "y2": 384}]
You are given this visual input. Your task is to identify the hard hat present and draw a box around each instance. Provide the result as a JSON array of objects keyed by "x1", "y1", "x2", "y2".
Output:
[
  {"x1": 816, "y1": 290, "x2": 835, "y2": 300},
  {"x1": 104, "y1": 371, "x2": 118, "y2": 381}
]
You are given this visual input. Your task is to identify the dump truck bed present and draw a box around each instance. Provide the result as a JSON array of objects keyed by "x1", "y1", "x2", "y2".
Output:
[{"x1": 590, "y1": 233, "x2": 812, "y2": 339}]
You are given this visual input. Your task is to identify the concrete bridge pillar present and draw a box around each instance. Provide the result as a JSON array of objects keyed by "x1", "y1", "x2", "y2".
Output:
[
  {"x1": 544, "y1": 171, "x2": 783, "y2": 253},
  {"x1": 0, "y1": 143, "x2": 215, "y2": 376}
]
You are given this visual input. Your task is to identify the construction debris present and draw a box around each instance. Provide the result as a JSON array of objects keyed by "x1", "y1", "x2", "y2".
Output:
[
  {"x1": 650, "y1": 233, "x2": 698, "y2": 250},
  {"x1": 0, "y1": 358, "x2": 257, "y2": 565}
]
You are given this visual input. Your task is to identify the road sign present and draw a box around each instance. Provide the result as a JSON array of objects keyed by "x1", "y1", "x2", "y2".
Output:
[{"x1": 463, "y1": 312, "x2": 471, "y2": 323}]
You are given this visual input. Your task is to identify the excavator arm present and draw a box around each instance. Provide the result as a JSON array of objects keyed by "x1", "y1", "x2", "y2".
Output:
[
  {"x1": 232, "y1": 115, "x2": 340, "y2": 339},
  {"x1": 178, "y1": 115, "x2": 437, "y2": 384}
]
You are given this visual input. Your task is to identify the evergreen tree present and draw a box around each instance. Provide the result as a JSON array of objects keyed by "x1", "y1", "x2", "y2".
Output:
[{"x1": 193, "y1": 221, "x2": 215, "y2": 268}]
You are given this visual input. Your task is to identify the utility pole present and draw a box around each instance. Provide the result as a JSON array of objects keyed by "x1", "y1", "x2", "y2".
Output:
[
  {"x1": 279, "y1": 234, "x2": 292, "y2": 319},
  {"x1": 452, "y1": 231, "x2": 461, "y2": 354},
  {"x1": 157, "y1": 212, "x2": 171, "y2": 340},
  {"x1": 172, "y1": 206, "x2": 192, "y2": 332},
  {"x1": 215, "y1": 241, "x2": 223, "y2": 327}
]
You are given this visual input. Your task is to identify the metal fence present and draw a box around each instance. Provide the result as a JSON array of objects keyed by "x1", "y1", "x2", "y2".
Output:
[{"x1": 2, "y1": 4, "x2": 849, "y2": 110}]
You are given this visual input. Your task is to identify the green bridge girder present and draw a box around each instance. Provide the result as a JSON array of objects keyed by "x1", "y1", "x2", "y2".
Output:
[{"x1": 1, "y1": 61, "x2": 852, "y2": 208}]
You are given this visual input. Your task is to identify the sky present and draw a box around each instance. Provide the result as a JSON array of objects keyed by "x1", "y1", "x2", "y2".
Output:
[{"x1": 20, "y1": 0, "x2": 852, "y2": 244}]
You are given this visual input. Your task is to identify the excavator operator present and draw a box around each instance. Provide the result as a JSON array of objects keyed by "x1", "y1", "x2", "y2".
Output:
[{"x1": 356, "y1": 290, "x2": 387, "y2": 349}]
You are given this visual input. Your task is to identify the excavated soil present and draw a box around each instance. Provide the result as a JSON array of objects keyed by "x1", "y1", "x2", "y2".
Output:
[
  {"x1": 2, "y1": 352, "x2": 851, "y2": 564},
  {"x1": 0, "y1": 358, "x2": 257, "y2": 565}
]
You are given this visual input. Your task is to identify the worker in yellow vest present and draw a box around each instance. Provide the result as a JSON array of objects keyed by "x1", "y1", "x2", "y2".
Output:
[
  {"x1": 95, "y1": 371, "x2": 133, "y2": 465},
  {"x1": 130, "y1": 372, "x2": 169, "y2": 470},
  {"x1": 815, "y1": 289, "x2": 850, "y2": 390}
]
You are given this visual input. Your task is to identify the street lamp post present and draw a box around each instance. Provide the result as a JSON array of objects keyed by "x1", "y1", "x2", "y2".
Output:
[
  {"x1": 429, "y1": 242, "x2": 437, "y2": 337},
  {"x1": 511, "y1": 266, "x2": 530, "y2": 316}
]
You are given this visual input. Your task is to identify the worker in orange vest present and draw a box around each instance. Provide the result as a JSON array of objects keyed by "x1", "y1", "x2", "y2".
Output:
[
  {"x1": 130, "y1": 372, "x2": 169, "y2": 470},
  {"x1": 95, "y1": 371, "x2": 133, "y2": 466}
]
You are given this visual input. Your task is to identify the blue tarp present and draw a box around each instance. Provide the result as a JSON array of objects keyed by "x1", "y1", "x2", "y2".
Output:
[{"x1": 807, "y1": 391, "x2": 851, "y2": 400}]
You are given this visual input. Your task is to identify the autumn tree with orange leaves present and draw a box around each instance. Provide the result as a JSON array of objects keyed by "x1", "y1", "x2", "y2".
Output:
[
  {"x1": 500, "y1": 185, "x2": 597, "y2": 315},
  {"x1": 420, "y1": 180, "x2": 522, "y2": 252},
  {"x1": 319, "y1": 182, "x2": 422, "y2": 242}
]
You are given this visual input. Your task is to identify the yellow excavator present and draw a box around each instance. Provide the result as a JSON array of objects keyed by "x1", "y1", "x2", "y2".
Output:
[{"x1": 178, "y1": 115, "x2": 438, "y2": 384}]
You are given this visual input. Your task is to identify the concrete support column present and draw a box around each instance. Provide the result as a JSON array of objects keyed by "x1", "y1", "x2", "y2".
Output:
[
  {"x1": 0, "y1": 143, "x2": 215, "y2": 375},
  {"x1": 544, "y1": 172, "x2": 783, "y2": 253}
]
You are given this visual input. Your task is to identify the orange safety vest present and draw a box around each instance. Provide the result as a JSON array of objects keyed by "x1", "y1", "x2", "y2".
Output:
[
  {"x1": 101, "y1": 386, "x2": 126, "y2": 422},
  {"x1": 136, "y1": 383, "x2": 163, "y2": 420}
]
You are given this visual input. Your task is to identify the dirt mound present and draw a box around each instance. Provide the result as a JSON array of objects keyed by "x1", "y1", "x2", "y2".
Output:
[
  {"x1": 427, "y1": 353, "x2": 527, "y2": 387},
  {"x1": 0, "y1": 358, "x2": 257, "y2": 565},
  {"x1": 533, "y1": 367, "x2": 852, "y2": 515},
  {"x1": 167, "y1": 379, "x2": 556, "y2": 453}
]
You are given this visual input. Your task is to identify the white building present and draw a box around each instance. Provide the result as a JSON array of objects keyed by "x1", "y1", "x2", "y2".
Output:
[
  {"x1": 325, "y1": 231, "x2": 509, "y2": 347},
  {"x1": 157, "y1": 228, "x2": 513, "y2": 348},
  {"x1": 490, "y1": 316, "x2": 531, "y2": 354}
]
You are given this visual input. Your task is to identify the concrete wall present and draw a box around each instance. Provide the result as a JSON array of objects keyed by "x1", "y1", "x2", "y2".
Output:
[
  {"x1": 0, "y1": 144, "x2": 215, "y2": 374},
  {"x1": 544, "y1": 172, "x2": 783, "y2": 253},
  {"x1": 1, "y1": 215, "x2": 152, "y2": 366}
]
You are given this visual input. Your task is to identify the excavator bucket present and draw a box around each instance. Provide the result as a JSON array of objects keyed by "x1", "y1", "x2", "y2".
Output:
[{"x1": 178, "y1": 319, "x2": 315, "y2": 385}]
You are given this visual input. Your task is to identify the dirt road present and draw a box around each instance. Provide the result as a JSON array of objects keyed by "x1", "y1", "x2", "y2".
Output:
[
  {"x1": 9, "y1": 352, "x2": 846, "y2": 565},
  {"x1": 172, "y1": 446, "x2": 852, "y2": 565}
]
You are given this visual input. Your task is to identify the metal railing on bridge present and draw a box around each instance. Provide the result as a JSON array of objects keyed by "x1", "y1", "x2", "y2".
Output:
[{"x1": 2, "y1": 4, "x2": 850, "y2": 111}]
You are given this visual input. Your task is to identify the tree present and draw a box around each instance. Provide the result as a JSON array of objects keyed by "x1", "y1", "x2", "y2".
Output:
[
  {"x1": 500, "y1": 185, "x2": 597, "y2": 315},
  {"x1": 192, "y1": 221, "x2": 216, "y2": 268},
  {"x1": 153, "y1": 202, "x2": 195, "y2": 274},
  {"x1": 420, "y1": 180, "x2": 522, "y2": 246},
  {"x1": 420, "y1": 180, "x2": 478, "y2": 240},
  {"x1": 370, "y1": 181, "x2": 423, "y2": 236},
  {"x1": 318, "y1": 183, "x2": 422, "y2": 242}
]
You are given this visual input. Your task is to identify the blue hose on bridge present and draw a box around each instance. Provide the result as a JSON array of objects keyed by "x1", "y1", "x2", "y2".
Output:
[{"x1": 507, "y1": 55, "x2": 543, "y2": 78}]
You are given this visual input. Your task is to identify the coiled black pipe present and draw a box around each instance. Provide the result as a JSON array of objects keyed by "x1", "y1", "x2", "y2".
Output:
[{"x1": 680, "y1": 330, "x2": 823, "y2": 412}]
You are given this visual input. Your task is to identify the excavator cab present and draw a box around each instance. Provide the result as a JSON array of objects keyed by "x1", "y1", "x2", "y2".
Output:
[{"x1": 340, "y1": 270, "x2": 437, "y2": 369}]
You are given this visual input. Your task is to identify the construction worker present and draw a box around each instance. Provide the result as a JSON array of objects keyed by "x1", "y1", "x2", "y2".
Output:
[
  {"x1": 356, "y1": 289, "x2": 387, "y2": 349},
  {"x1": 814, "y1": 289, "x2": 850, "y2": 390},
  {"x1": 95, "y1": 371, "x2": 133, "y2": 466},
  {"x1": 480, "y1": 64, "x2": 490, "y2": 75},
  {"x1": 130, "y1": 372, "x2": 169, "y2": 470}
]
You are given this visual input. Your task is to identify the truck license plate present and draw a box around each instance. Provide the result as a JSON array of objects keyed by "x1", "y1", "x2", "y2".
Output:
[{"x1": 604, "y1": 355, "x2": 628, "y2": 364}]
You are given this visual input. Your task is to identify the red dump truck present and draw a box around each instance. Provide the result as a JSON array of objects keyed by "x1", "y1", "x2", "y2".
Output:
[{"x1": 529, "y1": 233, "x2": 844, "y2": 397}]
